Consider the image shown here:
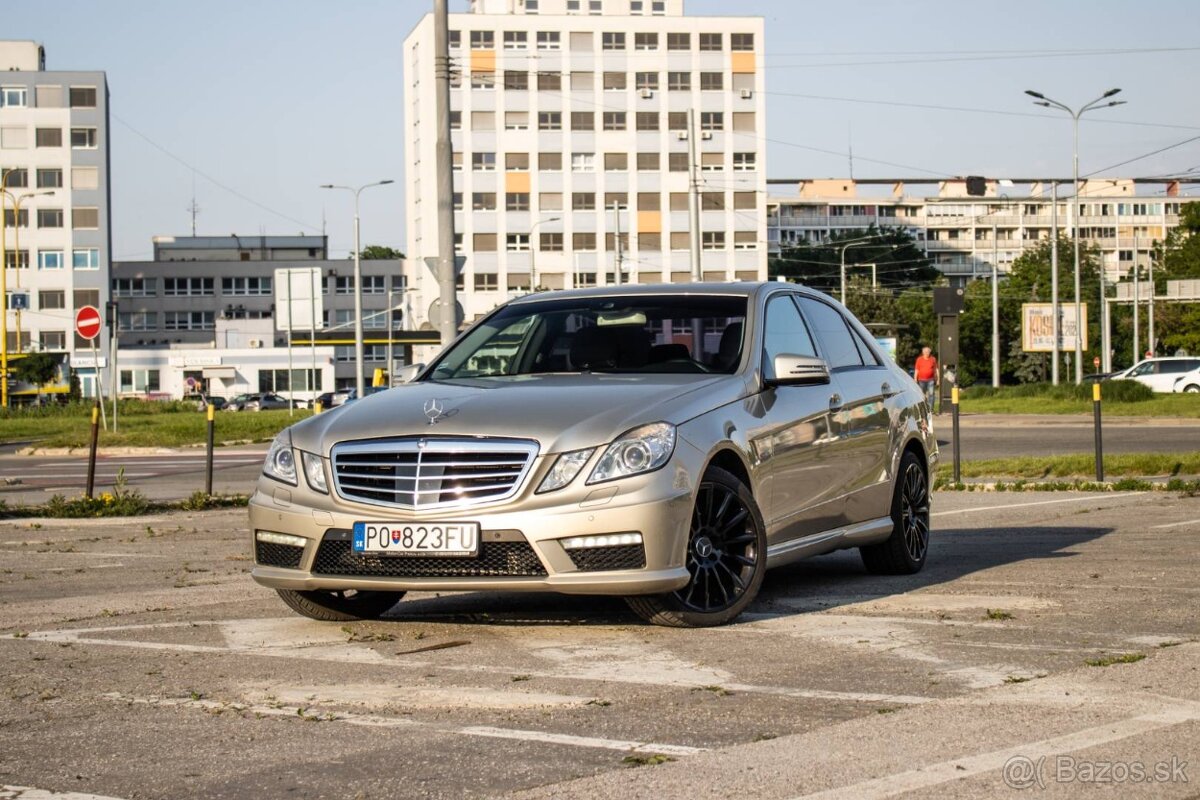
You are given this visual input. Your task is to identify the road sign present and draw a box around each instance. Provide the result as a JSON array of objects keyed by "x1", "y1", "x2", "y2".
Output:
[
  {"x1": 75, "y1": 306, "x2": 102, "y2": 341},
  {"x1": 185, "y1": 376, "x2": 198, "y2": 390},
  {"x1": 9, "y1": 292, "x2": 29, "y2": 311}
]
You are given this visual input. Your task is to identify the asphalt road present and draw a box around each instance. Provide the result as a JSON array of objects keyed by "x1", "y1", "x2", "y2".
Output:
[{"x1": 1, "y1": 490, "x2": 1198, "y2": 798}]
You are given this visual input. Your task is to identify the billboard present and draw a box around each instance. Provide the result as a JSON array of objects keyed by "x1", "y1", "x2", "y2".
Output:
[
  {"x1": 1022, "y1": 303, "x2": 1088, "y2": 352},
  {"x1": 275, "y1": 267, "x2": 325, "y2": 333}
]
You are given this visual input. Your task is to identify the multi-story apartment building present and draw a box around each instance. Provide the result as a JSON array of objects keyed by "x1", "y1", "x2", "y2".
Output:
[
  {"x1": 112, "y1": 235, "x2": 427, "y2": 395},
  {"x1": 0, "y1": 40, "x2": 110, "y2": 372},
  {"x1": 403, "y1": 0, "x2": 767, "y2": 326},
  {"x1": 768, "y1": 178, "x2": 1199, "y2": 286}
]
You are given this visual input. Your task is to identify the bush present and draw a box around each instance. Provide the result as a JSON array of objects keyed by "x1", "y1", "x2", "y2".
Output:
[
  {"x1": 38, "y1": 468, "x2": 150, "y2": 518},
  {"x1": 959, "y1": 380, "x2": 1153, "y2": 403}
]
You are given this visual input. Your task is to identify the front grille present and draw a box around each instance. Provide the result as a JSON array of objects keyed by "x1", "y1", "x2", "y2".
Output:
[
  {"x1": 312, "y1": 539, "x2": 547, "y2": 578},
  {"x1": 331, "y1": 437, "x2": 538, "y2": 511},
  {"x1": 255, "y1": 540, "x2": 304, "y2": 569},
  {"x1": 567, "y1": 544, "x2": 647, "y2": 572}
]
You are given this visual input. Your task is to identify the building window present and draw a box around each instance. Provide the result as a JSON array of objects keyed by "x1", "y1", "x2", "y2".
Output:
[
  {"x1": 702, "y1": 231, "x2": 726, "y2": 250},
  {"x1": 540, "y1": 232, "x2": 564, "y2": 251},
  {"x1": 604, "y1": 232, "x2": 629, "y2": 251},
  {"x1": 638, "y1": 233, "x2": 661, "y2": 251},
  {"x1": 604, "y1": 152, "x2": 628, "y2": 171},
  {"x1": 39, "y1": 290, "x2": 65, "y2": 310},
  {"x1": 4, "y1": 250, "x2": 29, "y2": 269},
  {"x1": 667, "y1": 72, "x2": 691, "y2": 91},
  {"x1": 602, "y1": 71, "x2": 626, "y2": 90},
  {"x1": 72, "y1": 207, "x2": 99, "y2": 229},
  {"x1": 469, "y1": 31, "x2": 495, "y2": 49},
  {"x1": 506, "y1": 192, "x2": 530, "y2": 211},
  {"x1": 732, "y1": 112, "x2": 756, "y2": 132},
  {"x1": 733, "y1": 152, "x2": 757, "y2": 171},
  {"x1": 221, "y1": 276, "x2": 272, "y2": 296},
  {"x1": 635, "y1": 72, "x2": 659, "y2": 91},
  {"x1": 35, "y1": 128, "x2": 62, "y2": 148},
  {"x1": 733, "y1": 191, "x2": 756, "y2": 210},
  {"x1": 36, "y1": 168, "x2": 62, "y2": 188},
  {"x1": 667, "y1": 111, "x2": 687, "y2": 131},
  {"x1": 536, "y1": 31, "x2": 561, "y2": 50},
  {"x1": 604, "y1": 192, "x2": 628, "y2": 210},
  {"x1": 3, "y1": 208, "x2": 28, "y2": 228},
  {"x1": 638, "y1": 192, "x2": 661, "y2": 211},
  {"x1": 602, "y1": 32, "x2": 626, "y2": 51},
  {"x1": 573, "y1": 232, "x2": 597, "y2": 251},
  {"x1": 700, "y1": 153, "x2": 723, "y2": 172},
  {"x1": 472, "y1": 192, "x2": 497, "y2": 211},
  {"x1": 112, "y1": 278, "x2": 156, "y2": 297},
  {"x1": 452, "y1": 192, "x2": 464, "y2": 210},
  {"x1": 700, "y1": 72, "x2": 724, "y2": 91},
  {"x1": 361, "y1": 276, "x2": 385, "y2": 295},
  {"x1": 473, "y1": 233, "x2": 498, "y2": 252},
  {"x1": 540, "y1": 191, "x2": 563, "y2": 210},
  {"x1": 449, "y1": 111, "x2": 462, "y2": 130},
  {"x1": 669, "y1": 192, "x2": 689, "y2": 211},
  {"x1": 474, "y1": 272, "x2": 499, "y2": 291},
  {"x1": 503, "y1": 31, "x2": 528, "y2": 50},
  {"x1": 37, "y1": 208, "x2": 63, "y2": 229},
  {"x1": 637, "y1": 152, "x2": 660, "y2": 171},
  {"x1": 701, "y1": 192, "x2": 725, "y2": 210},
  {"x1": 259, "y1": 369, "x2": 318, "y2": 393},
  {"x1": 576, "y1": 272, "x2": 597, "y2": 287},
  {"x1": 505, "y1": 111, "x2": 529, "y2": 130},
  {"x1": 669, "y1": 232, "x2": 690, "y2": 250},
  {"x1": 506, "y1": 233, "x2": 531, "y2": 251},
  {"x1": 119, "y1": 369, "x2": 161, "y2": 393},
  {"x1": 164, "y1": 312, "x2": 215, "y2": 331},
  {"x1": 667, "y1": 152, "x2": 688, "y2": 172},
  {"x1": 0, "y1": 87, "x2": 27, "y2": 107},
  {"x1": 472, "y1": 152, "x2": 496, "y2": 171},
  {"x1": 503, "y1": 70, "x2": 529, "y2": 90},
  {"x1": 731, "y1": 33, "x2": 755, "y2": 51},
  {"x1": 538, "y1": 111, "x2": 562, "y2": 130},
  {"x1": 451, "y1": 152, "x2": 462, "y2": 171},
  {"x1": 537, "y1": 71, "x2": 562, "y2": 91},
  {"x1": 588, "y1": 0, "x2": 601, "y2": 12},
  {"x1": 70, "y1": 127, "x2": 98, "y2": 149},
  {"x1": 699, "y1": 33, "x2": 723, "y2": 51},
  {"x1": 572, "y1": 192, "x2": 596, "y2": 210},
  {"x1": 539, "y1": 151, "x2": 562, "y2": 171},
  {"x1": 73, "y1": 248, "x2": 100, "y2": 270},
  {"x1": 734, "y1": 231, "x2": 757, "y2": 250},
  {"x1": 602, "y1": 112, "x2": 626, "y2": 130},
  {"x1": 652, "y1": 0, "x2": 666, "y2": 13},
  {"x1": 635, "y1": 112, "x2": 659, "y2": 131},
  {"x1": 164, "y1": 277, "x2": 214, "y2": 296},
  {"x1": 38, "y1": 251, "x2": 64, "y2": 271},
  {"x1": 505, "y1": 152, "x2": 530, "y2": 171},
  {"x1": 470, "y1": 71, "x2": 494, "y2": 89},
  {"x1": 667, "y1": 32, "x2": 691, "y2": 51},
  {"x1": 69, "y1": 86, "x2": 98, "y2": 107},
  {"x1": 448, "y1": 30, "x2": 461, "y2": 48},
  {"x1": 118, "y1": 311, "x2": 157, "y2": 332},
  {"x1": 700, "y1": 111, "x2": 724, "y2": 131},
  {"x1": 41, "y1": 331, "x2": 65, "y2": 350},
  {"x1": 634, "y1": 32, "x2": 658, "y2": 50},
  {"x1": 570, "y1": 111, "x2": 594, "y2": 131},
  {"x1": 571, "y1": 153, "x2": 595, "y2": 172},
  {"x1": 1, "y1": 168, "x2": 27, "y2": 188}
]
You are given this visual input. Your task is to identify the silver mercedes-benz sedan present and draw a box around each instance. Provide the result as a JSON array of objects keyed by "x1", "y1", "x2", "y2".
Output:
[{"x1": 249, "y1": 282, "x2": 936, "y2": 627}]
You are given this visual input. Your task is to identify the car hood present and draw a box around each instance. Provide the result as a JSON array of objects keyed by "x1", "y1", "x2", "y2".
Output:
[{"x1": 289, "y1": 373, "x2": 748, "y2": 456}]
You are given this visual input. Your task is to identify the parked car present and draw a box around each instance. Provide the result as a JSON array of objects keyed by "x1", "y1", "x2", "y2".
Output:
[
  {"x1": 1172, "y1": 364, "x2": 1200, "y2": 393},
  {"x1": 249, "y1": 283, "x2": 937, "y2": 627},
  {"x1": 228, "y1": 392, "x2": 290, "y2": 412},
  {"x1": 1107, "y1": 357, "x2": 1200, "y2": 393},
  {"x1": 182, "y1": 393, "x2": 227, "y2": 411}
]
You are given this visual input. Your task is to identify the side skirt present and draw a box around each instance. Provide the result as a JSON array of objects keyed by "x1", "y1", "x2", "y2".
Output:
[{"x1": 764, "y1": 515, "x2": 893, "y2": 569}]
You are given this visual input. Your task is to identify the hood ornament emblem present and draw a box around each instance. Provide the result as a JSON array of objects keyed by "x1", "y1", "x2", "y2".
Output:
[{"x1": 423, "y1": 398, "x2": 446, "y2": 425}]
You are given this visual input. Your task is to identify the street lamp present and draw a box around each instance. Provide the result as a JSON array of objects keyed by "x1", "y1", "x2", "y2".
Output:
[
  {"x1": 839, "y1": 235, "x2": 893, "y2": 303},
  {"x1": 319, "y1": 180, "x2": 394, "y2": 398},
  {"x1": 528, "y1": 216, "x2": 561, "y2": 292},
  {"x1": 1, "y1": 185, "x2": 56, "y2": 408},
  {"x1": 1025, "y1": 88, "x2": 1127, "y2": 381}
]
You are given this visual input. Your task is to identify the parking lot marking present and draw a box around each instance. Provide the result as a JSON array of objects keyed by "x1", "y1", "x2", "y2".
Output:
[
  {"x1": 1149, "y1": 517, "x2": 1200, "y2": 530},
  {"x1": 787, "y1": 704, "x2": 1200, "y2": 800},
  {"x1": 102, "y1": 693, "x2": 705, "y2": 757},
  {"x1": 0, "y1": 785, "x2": 128, "y2": 800},
  {"x1": 931, "y1": 492, "x2": 1140, "y2": 517}
]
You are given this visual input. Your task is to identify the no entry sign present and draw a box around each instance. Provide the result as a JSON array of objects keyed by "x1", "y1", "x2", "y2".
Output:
[{"x1": 75, "y1": 305, "x2": 103, "y2": 340}]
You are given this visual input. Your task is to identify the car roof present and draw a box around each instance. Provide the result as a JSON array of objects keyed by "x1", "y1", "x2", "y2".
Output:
[{"x1": 506, "y1": 281, "x2": 811, "y2": 305}]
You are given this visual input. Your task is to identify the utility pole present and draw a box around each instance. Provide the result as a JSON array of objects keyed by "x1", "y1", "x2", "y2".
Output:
[
  {"x1": 1132, "y1": 235, "x2": 1140, "y2": 363},
  {"x1": 286, "y1": 270, "x2": 295, "y2": 416},
  {"x1": 687, "y1": 108, "x2": 702, "y2": 281},
  {"x1": 386, "y1": 283, "x2": 395, "y2": 384},
  {"x1": 310, "y1": 268, "x2": 319, "y2": 401},
  {"x1": 434, "y1": 0, "x2": 461, "y2": 345},
  {"x1": 1148, "y1": 244, "x2": 1156, "y2": 357},
  {"x1": 1050, "y1": 181, "x2": 1060, "y2": 385},
  {"x1": 991, "y1": 224, "x2": 1000, "y2": 388},
  {"x1": 613, "y1": 200, "x2": 623, "y2": 285}
]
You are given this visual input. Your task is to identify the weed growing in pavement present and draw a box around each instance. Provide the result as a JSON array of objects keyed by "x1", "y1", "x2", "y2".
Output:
[
  {"x1": 1004, "y1": 676, "x2": 1032, "y2": 684},
  {"x1": 622, "y1": 754, "x2": 676, "y2": 767},
  {"x1": 1085, "y1": 652, "x2": 1146, "y2": 667},
  {"x1": 180, "y1": 491, "x2": 250, "y2": 511},
  {"x1": 35, "y1": 468, "x2": 150, "y2": 518},
  {"x1": 985, "y1": 609, "x2": 1015, "y2": 621}
]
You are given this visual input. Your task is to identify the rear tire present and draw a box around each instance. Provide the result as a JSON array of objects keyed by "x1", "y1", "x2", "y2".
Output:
[
  {"x1": 276, "y1": 588, "x2": 405, "y2": 622},
  {"x1": 1184, "y1": 384, "x2": 1199, "y2": 393},
  {"x1": 625, "y1": 466, "x2": 766, "y2": 628},
  {"x1": 860, "y1": 450, "x2": 930, "y2": 575}
]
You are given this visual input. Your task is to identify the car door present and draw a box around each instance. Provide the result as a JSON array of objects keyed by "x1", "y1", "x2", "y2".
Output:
[
  {"x1": 796, "y1": 296, "x2": 894, "y2": 525},
  {"x1": 747, "y1": 293, "x2": 854, "y2": 544}
]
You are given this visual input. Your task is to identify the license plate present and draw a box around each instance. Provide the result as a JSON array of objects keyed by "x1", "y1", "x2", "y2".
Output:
[{"x1": 352, "y1": 522, "x2": 479, "y2": 557}]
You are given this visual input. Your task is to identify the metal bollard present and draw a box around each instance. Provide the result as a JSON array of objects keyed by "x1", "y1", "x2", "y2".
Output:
[
  {"x1": 314, "y1": 401, "x2": 323, "y2": 414},
  {"x1": 1092, "y1": 382, "x2": 1104, "y2": 482},
  {"x1": 86, "y1": 400, "x2": 101, "y2": 499},
  {"x1": 951, "y1": 386, "x2": 961, "y2": 485},
  {"x1": 205, "y1": 403, "x2": 215, "y2": 496}
]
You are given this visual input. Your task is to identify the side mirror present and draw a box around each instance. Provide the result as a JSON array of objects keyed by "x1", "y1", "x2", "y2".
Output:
[
  {"x1": 766, "y1": 354, "x2": 830, "y2": 387},
  {"x1": 393, "y1": 363, "x2": 426, "y2": 384}
]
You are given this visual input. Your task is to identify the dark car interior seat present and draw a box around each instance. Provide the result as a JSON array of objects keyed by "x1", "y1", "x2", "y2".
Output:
[
  {"x1": 570, "y1": 325, "x2": 651, "y2": 371},
  {"x1": 714, "y1": 321, "x2": 744, "y2": 371}
]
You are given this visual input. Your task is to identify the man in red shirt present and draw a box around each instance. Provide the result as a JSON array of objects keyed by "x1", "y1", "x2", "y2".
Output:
[{"x1": 914, "y1": 346, "x2": 938, "y2": 412}]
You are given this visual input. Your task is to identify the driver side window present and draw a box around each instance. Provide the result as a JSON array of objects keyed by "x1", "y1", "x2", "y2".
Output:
[{"x1": 763, "y1": 295, "x2": 817, "y2": 380}]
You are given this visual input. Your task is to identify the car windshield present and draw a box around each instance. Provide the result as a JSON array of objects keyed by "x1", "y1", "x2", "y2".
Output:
[{"x1": 428, "y1": 295, "x2": 748, "y2": 380}]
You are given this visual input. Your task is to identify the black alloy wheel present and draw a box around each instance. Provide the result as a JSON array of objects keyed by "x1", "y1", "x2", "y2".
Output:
[{"x1": 861, "y1": 449, "x2": 931, "y2": 575}]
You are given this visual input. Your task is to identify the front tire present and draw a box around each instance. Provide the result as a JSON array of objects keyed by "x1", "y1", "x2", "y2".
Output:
[
  {"x1": 276, "y1": 588, "x2": 405, "y2": 621},
  {"x1": 626, "y1": 466, "x2": 766, "y2": 628},
  {"x1": 860, "y1": 450, "x2": 930, "y2": 575},
  {"x1": 1183, "y1": 384, "x2": 1199, "y2": 393}
]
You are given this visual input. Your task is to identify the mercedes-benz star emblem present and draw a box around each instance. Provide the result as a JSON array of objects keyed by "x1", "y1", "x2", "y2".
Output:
[{"x1": 423, "y1": 398, "x2": 445, "y2": 425}]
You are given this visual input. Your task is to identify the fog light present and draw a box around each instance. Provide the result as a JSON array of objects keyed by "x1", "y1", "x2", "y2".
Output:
[
  {"x1": 560, "y1": 533, "x2": 643, "y2": 550},
  {"x1": 255, "y1": 531, "x2": 307, "y2": 548}
]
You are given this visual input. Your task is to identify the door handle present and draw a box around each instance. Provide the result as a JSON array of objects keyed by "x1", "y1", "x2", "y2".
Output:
[
  {"x1": 881, "y1": 381, "x2": 896, "y2": 397},
  {"x1": 828, "y1": 393, "x2": 843, "y2": 411}
]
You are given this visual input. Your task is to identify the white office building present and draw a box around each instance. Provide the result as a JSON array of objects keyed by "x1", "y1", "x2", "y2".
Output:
[{"x1": 402, "y1": 0, "x2": 767, "y2": 328}]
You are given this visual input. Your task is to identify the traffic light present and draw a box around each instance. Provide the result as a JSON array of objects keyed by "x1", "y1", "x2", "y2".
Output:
[{"x1": 965, "y1": 176, "x2": 987, "y2": 196}]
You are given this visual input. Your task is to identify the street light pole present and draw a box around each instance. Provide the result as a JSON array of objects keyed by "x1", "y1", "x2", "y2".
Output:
[
  {"x1": 320, "y1": 180, "x2": 394, "y2": 398},
  {"x1": 0, "y1": 184, "x2": 55, "y2": 408},
  {"x1": 528, "y1": 216, "x2": 561, "y2": 293},
  {"x1": 1025, "y1": 88, "x2": 1126, "y2": 381},
  {"x1": 992, "y1": 224, "x2": 1000, "y2": 387}
]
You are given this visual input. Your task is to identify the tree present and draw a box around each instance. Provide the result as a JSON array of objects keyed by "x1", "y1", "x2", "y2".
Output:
[
  {"x1": 13, "y1": 352, "x2": 61, "y2": 403},
  {"x1": 359, "y1": 245, "x2": 405, "y2": 260},
  {"x1": 1147, "y1": 203, "x2": 1200, "y2": 356},
  {"x1": 768, "y1": 225, "x2": 940, "y2": 295}
]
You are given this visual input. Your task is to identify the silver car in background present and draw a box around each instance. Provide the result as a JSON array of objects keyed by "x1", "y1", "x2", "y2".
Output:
[{"x1": 249, "y1": 283, "x2": 936, "y2": 627}]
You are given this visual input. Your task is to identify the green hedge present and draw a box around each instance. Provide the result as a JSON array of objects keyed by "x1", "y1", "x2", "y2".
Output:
[{"x1": 962, "y1": 380, "x2": 1153, "y2": 403}]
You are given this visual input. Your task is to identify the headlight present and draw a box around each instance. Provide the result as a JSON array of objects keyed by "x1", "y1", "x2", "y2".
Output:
[
  {"x1": 262, "y1": 432, "x2": 297, "y2": 485},
  {"x1": 587, "y1": 422, "x2": 676, "y2": 484},
  {"x1": 537, "y1": 448, "x2": 596, "y2": 493},
  {"x1": 301, "y1": 451, "x2": 328, "y2": 493}
]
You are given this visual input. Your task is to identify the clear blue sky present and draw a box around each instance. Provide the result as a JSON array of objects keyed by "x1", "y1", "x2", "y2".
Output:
[{"x1": 7, "y1": 1, "x2": 1199, "y2": 260}]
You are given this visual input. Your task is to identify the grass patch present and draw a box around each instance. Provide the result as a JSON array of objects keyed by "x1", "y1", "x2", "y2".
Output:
[
  {"x1": 0, "y1": 401, "x2": 309, "y2": 448},
  {"x1": 957, "y1": 381, "x2": 1198, "y2": 417},
  {"x1": 1085, "y1": 652, "x2": 1146, "y2": 667},
  {"x1": 937, "y1": 452, "x2": 1200, "y2": 481},
  {"x1": 985, "y1": 609, "x2": 1014, "y2": 621},
  {"x1": 622, "y1": 754, "x2": 676, "y2": 767},
  {"x1": 0, "y1": 490, "x2": 249, "y2": 520}
]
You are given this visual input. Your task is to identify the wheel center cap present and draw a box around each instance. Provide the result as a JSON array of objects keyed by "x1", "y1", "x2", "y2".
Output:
[{"x1": 694, "y1": 536, "x2": 715, "y2": 558}]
